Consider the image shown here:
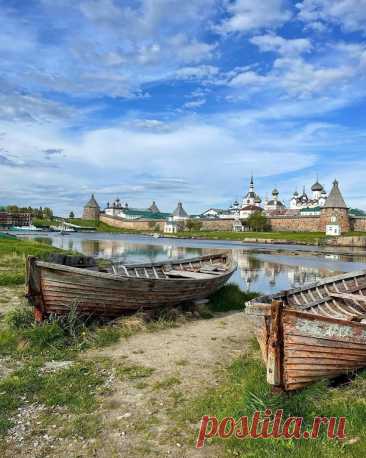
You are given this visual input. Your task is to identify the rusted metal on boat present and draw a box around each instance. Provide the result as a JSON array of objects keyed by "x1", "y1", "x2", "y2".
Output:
[
  {"x1": 246, "y1": 270, "x2": 366, "y2": 391},
  {"x1": 26, "y1": 253, "x2": 236, "y2": 320}
]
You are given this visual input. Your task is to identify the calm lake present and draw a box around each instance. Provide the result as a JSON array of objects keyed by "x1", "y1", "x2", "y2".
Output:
[{"x1": 19, "y1": 232, "x2": 366, "y2": 295}]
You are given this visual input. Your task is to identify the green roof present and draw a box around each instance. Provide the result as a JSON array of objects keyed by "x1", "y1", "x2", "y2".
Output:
[
  {"x1": 349, "y1": 208, "x2": 366, "y2": 216},
  {"x1": 123, "y1": 208, "x2": 171, "y2": 219},
  {"x1": 300, "y1": 206, "x2": 321, "y2": 213}
]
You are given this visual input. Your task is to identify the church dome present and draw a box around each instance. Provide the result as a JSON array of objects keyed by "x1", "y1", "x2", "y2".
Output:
[
  {"x1": 272, "y1": 188, "x2": 279, "y2": 196},
  {"x1": 311, "y1": 181, "x2": 324, "y2": 192}
]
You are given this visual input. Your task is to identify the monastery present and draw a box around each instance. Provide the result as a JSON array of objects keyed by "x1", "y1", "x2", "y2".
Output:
[{"x1": 82, "y1": 176, "x2": 366, "y2": 236}]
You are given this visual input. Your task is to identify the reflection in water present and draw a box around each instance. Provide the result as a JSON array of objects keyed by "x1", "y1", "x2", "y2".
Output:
[{"x1": 20, "y1": 233, "x2": 366, "y2": 295}]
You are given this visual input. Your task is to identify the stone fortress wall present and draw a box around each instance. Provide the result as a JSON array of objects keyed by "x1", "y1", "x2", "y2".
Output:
[{"x1": 101, "y1": 213, "x2": 366, "y2": 233}]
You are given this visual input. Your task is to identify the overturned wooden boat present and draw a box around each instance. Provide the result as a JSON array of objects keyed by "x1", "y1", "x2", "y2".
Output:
[
  {"x1": 26, "y1": 253, "x2": 236, "y2": 320},
  {"x1": 246, "y1": 270, "x2": 366, "y2": 391}
]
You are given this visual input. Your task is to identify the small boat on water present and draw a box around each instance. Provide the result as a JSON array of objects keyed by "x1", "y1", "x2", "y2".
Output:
[
  {"x1": 246, "y1": 270, "x2": 366, "y2": 391},
  {"x1": 26, "y1": 253, "x2": 236, "y2": 320}
]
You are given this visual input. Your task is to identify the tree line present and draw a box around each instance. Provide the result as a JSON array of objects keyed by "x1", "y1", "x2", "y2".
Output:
[{"x1": 2, "y1": 206, "x2": 54, "y2": 220}]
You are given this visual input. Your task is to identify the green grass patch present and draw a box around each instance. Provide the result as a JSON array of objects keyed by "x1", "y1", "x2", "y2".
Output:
[
  {"x1": 175, "y1": 230, "x2": 328, "y2": 244},
  {"x1": 0, "y1": 360, "x2": 107, "y2": 437},
  {"x1": 153, "y1": 376, "x2": 181, "y2": 390},
  {"x1": 0, "y1": 238, "x2": 72, "y2": 287},
  {"x1": 61, "y1": 413, "x2": 102, "y2": 439},
  {"x1": 181, "y1": 343, "x2": 366, "y2": 457},
  {"x1": 116, "y1": 364, "x2": 155, "y2": 381},
  {"x1": 39, "y1": 362, "x2": 105, "y2": 411},
  {"x1": 209, "y1": 284, "x2": 258, "y2": 312}
]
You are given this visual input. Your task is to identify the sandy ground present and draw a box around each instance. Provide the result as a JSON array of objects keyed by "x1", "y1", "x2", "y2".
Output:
[
  {"x1": 2, "y1": 308, "x2": 254, "y2": 458},
  {"x1": 82, "y1": 311, "x2": 254, "y2": 457}
]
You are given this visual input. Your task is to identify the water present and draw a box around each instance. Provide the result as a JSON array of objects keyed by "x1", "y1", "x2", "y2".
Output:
[{"x1": 19, "y1": 232, "x2": 366, "y2": 295}]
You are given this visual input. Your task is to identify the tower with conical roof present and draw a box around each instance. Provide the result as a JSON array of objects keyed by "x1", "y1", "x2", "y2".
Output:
[
  {"x1": 320, "y1": 180, "x2": 350, "y2": 234},
  {"x1": 148, "y1": 201, "x2": 160, "y2": 213},
  {"x1": 172, "y1": 202, "x2": 189, "y2": 220},
  {"x1": 82, "y1": 194, "x2": 100, "y2": 221}
]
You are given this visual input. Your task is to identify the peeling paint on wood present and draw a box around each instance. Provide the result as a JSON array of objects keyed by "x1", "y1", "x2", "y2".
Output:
[{"x1": 245, "y1": 268, "x2": 366, "y2": 391}]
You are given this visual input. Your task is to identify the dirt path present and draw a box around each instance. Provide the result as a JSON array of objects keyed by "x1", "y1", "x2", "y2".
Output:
[{"x1": 82, "y1": 311, "x2": 254, "y2": 457}]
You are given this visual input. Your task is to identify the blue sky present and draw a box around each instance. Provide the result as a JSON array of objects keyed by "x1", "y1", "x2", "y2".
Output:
[{"x1": 0, "y1": 0, "x2": 366, "y2": 216}]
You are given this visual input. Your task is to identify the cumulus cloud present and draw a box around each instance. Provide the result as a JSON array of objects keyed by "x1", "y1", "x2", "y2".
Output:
[
  {"x1": 217, "y1": 0, "x2": 291, "y2": 34},
  {"x1": 0, "y1": 114, "x2": 322, "y2": 213},
  {"x1": 296, "y1": 0, "x2": 366, "y2": 33},
  {"x1": 250, "y1": 34, "x2": 312, "y2": 56},
  {"x1": 1, "y1": 1, "x2": 366, "y2": 213}
]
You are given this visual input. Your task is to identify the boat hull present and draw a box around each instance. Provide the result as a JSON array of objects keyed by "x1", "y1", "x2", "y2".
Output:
[
  {"x1": 246, "y1": 269, "x2": 366, "y2": 391},
  {"x1": 26, "y1": 254, "x2": 236, "y2": 318}
]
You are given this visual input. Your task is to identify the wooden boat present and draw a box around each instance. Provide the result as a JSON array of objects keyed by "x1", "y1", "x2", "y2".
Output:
[
  {"x1": 26, "y1": 253, "x2": 236, "y2": 320},
  {"x1": 245, "y1": 270, "x2": 366, "y2": 391}
]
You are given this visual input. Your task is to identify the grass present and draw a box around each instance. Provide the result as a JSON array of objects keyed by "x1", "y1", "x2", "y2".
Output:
[
  {"x1": 61, "y1": 413, "x2": 102, "y2": 439},
  {"x1": 116, "y1": 364, "x2": 155, "y2": 381},
  {"x1": 179, "y1": 341, "x2": 366, "y2": 457},
  {"x1": 153, "y1": 376, "x2": 181, "y2": 390},
  {"x1": 209, "y1": 284, "x2": 258, "y2": 312},
  {"x1": 0, "y1": 238, "x2": 73, "y2": 286},
  {"x1": 175, "y1": 230, "x2": 329, "y2": 244},
  {"x1": 0, "y1": 360, "x2": 107, "y2": 436}
]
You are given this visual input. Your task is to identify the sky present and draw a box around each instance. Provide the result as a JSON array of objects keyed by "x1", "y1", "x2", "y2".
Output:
[{"x1": 0, "y1": 0, "x2": 366, "y2": 216}]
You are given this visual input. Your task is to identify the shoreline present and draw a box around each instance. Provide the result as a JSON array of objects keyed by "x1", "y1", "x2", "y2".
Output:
[{"x1": 11, "y1": 230, "x2": 366, "y2": 258}]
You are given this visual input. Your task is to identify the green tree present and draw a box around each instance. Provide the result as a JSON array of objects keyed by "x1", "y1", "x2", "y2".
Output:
[
  {"x1": 246, "y1": 211, "x2": 269, "y2": 232},
  {"x1": 69, "y1": 211, "x2": 75, "y2": 219},
  {"x1": 186, "y1": 219, "x2": 203, "y2": 231},
  {"x1": 43, "y1": 207, "x2": 54, "y2": 220}
]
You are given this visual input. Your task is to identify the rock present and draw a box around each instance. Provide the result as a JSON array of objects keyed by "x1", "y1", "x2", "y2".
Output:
[{"x1": 43, "y1": 361, "x2": 74, "y2": 372}]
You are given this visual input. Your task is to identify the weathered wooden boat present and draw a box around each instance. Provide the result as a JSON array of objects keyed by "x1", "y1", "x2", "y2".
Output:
[
  {"x1": 246, "y1": 270, "x2": 366, "y2": 391},
  {"x1": 26, "y1": 253, "x2": 236, "y2": 320}
]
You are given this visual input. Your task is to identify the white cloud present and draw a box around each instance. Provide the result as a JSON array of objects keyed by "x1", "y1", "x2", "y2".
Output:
[
  {"x1": 250, "y1": 34, "x2": 312, "y2": 56},
  {"x1": 182, "y1": 99, "x2": 207, "y2": 109},
  {"x1": 0, "y1": 114, "x2": 320, "y2": 214},
  {"x1": 218, "y1": 0, "x2": 291, "y2": 34},
  {"x1": 296, "y1": 0, "x2": 366, "y2": 33},
  {"x1": 0, "y1": 0, "x2": 219, "y2": 100},
  {"x1": 226, "y1": 42, "x2": 360, "y2": 98},
  {"x1": 174, "y1": 65, "x2": 219, "y2": 80},
  {"x1": 272, "y1": 57, "x2": 354, "y2": 96},
  {"x1": 228, "y1": 70, "x2": 269, "y2": 87}
]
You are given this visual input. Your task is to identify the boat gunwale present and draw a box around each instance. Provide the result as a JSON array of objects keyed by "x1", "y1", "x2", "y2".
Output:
[
  {"x1": 119, "y1": 253, "x2": 231, "y2": 268},
  {"x1": 284, "y1": 308, "x2": 366, "y2": 329},
  {"x1": 33, "y1": 254, "x2": 237, "y2": 283},
  {"x1": 246, "y1": 269, "x2": 366, "y2": 307}
]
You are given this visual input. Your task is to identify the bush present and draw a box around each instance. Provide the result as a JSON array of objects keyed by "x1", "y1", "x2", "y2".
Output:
[
  {"x1": 186, "y1": 219, "x2": 203, "y2": 231},
  {"x1": 5, "y1": 308, "x2": 34, "y2": 330},
  {"x1": 246, "y1": 211, "x2": 270, "y2": 232},
  {"x1": 209, "y1": 284, "x2": 258, "y2": 312},
  {"x1": 23, "y1": 322, "x2": 66, "y2": 349}
]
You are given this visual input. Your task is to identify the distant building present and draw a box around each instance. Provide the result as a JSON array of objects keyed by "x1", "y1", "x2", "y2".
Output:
[
  {"x1": 82, "y1": 194, "x2": 100, "y2": 221},
  {"x1": 239, "y1": 177, "x2": 263, "y2": 220},
  {"x1": 242, "y1": 175, "x2": 262, "y2": 207},
  {"x1": 290, "y1": 179, "x2": 327, "y2": 210},
  {"x1": 320, "y1": 180, "x2": 350, "y2": 235},
  {"x1": 105, "y1": 199, "x2": 169, "y2": 220},
  {"x1": 172, "y1": 202, "x2": 189, "y2": 221},
  {"x1": 148, "y1": 201, "x2": 160, "y2": 213},
  {"x1": 0, "y1": 211, "x2": 31, "y2": 229},
  {"x1": 264, "y1": 189, "x2": 285, "y2": 211},
  {"x1": 164, "y1": 218, "x2": 185, "y2": 233}
]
